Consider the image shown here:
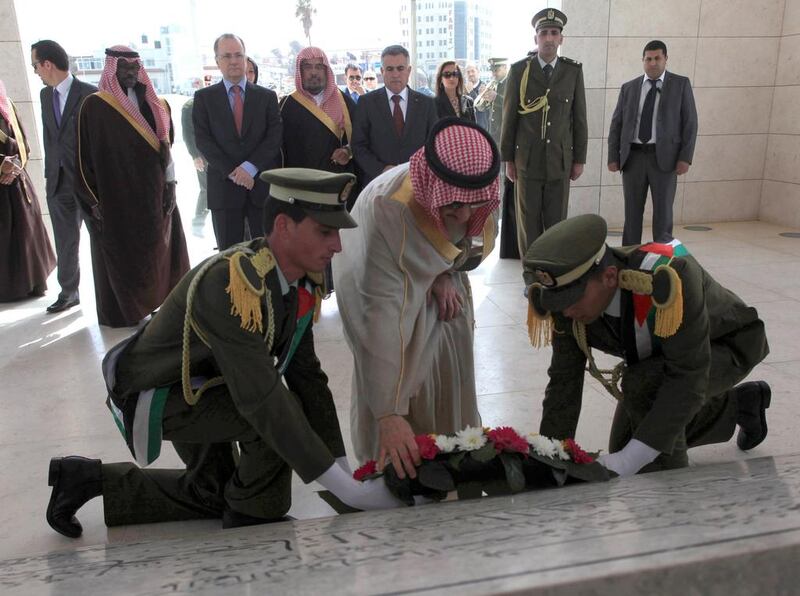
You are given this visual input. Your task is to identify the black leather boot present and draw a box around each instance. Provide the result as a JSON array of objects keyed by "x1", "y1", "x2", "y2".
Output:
[
  {"x1": 734, "y1": 381, "x2": 771, "y2": 451},
  {"x1": 46, "y1": 456, "x2": 103, "y2": 538}
]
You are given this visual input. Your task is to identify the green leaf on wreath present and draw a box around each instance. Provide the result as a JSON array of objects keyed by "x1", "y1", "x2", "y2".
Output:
[
  {"x1": 483, "y1": 478, "x2": 512, "y2": 496},
  {"x1": 471, "y1": 442, "x2": 498, "y2": 463},
  {"x1": 448, "y1": 451, "x2": 466, "y2": 471},
  {"x1": 499, "y1": 453, "x2": 526, "y2": 493},
  {"x1": 456, "y1": 481, "x2": 483, "y2": 500},
  {"x1": 418, "y1": 461, "x2": 456, "y2": 491}
]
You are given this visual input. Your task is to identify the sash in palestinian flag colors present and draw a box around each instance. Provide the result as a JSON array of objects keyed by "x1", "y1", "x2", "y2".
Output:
[
  {"x1": 630, "y1": 239, "x2": 689, "y2": 361},
  {"x1": 277, "y1": 282, "x2": 316, "y2": 375}
]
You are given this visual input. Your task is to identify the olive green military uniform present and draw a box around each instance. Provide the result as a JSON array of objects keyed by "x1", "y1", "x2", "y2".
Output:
[
  {"x1": 101, "y1": 238, "x2": 345, "y2": 525},
  {"x1": 501, "y1": 52, "x2": 588, "y2": 256},
  {"x1": 488, "y1": 76, "x2": 506, "y2": 147},
  {"x1": 524, "y1": 217, "x2": 769, "y2": 471}
]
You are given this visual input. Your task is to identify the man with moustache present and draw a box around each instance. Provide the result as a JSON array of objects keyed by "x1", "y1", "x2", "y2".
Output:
[
  {"x1": 351, "y1": 45, "x2": 438, "y2": 186},
  {"x1": 193, "y1": 34, "x2": 282, "y2": 250},
  {"x1": 608, "y1": 40, "x2": 698, "y2": 245},
  {"x1": 501, "y1": 8, "x2": 587, "y2": 256},
  {"x1": 75, "y1": 46, "x2": 189, "y2": 327}
]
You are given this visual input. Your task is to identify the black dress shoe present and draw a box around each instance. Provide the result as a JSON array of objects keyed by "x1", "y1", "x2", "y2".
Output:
[
  {"x1": 46, "y1": 456, "x2": 103, "y2": 538},
  {"x1": 222, "y1": 507, "x2": 294, "y2": 529},
  {"x1": 46, "y1": 297, "x2": 80, "y2": 314},
  {"x1": 735, "y1": 381, "x2": 771, "y2": 451}
]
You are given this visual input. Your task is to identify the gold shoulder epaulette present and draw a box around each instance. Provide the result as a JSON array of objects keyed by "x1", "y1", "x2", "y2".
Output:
[
  {"x1": 225, "y1": 247, "x2": 276, "y2": 333},
  {"x1": 560, "y1": 56, "x2": 582, "y2": 67},
  {"x1": 618, "y1": 265, "x2": 684, "y2": 338}
]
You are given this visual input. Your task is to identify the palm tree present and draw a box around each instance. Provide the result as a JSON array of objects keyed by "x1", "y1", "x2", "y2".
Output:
[{"x1": 295, "y1": 0, "x2": 316, "y2": 46}]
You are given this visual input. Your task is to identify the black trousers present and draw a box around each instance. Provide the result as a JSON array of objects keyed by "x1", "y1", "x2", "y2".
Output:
[
  {"x1": 102, "y1": 384, "x2": 292, "y2": 527},
  {"x1": 46, "y1": 176, "x2": 87, "y2": 301},
  {"x1": 211, "y1": 203, "x2": 264, "y2": 251},
  {"x1": 621, "y1": 145, "x2": 677, "y2": 245},
  {"x1": 610, "y1": 320, "x2": 765, "y2": 471}
]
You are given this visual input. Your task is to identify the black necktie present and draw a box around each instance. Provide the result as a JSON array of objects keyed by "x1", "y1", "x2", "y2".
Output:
[
  {"x1": 543, "y1": 63, "x2": 553, "y2": 81},
  {"x1": 392, "y1": 95, "x2": 404, "y2": 137},
  {"x1": 639, "y1": 79, "x2": 658, "y2": 144}
]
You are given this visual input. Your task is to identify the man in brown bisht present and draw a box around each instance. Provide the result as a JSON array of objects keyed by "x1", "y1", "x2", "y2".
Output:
[{"x1": 76, "y1": 45, "x2": 189, "y2": 327}]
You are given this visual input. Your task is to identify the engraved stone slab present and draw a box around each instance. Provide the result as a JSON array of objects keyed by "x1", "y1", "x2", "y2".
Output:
[{"x1": 2, "y1": 455, "x2": 800, "y2": 595}]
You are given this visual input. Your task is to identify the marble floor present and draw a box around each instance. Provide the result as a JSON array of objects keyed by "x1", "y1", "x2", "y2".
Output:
[{"x1": 2, "y1": 115, "x2": 800, "y2": 588}]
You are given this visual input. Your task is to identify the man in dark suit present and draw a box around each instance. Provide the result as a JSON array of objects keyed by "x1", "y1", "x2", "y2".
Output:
[
  {"x1": 31, "y1": 40, "x2": 96, "y2": 314},
  {"x1": 351, "y1": 45, "x2": 438, "y2": 186},
  {"x1": 193, "y1": 34, "x2": 282, "y2": 250},
  {"x1": 608, "y1": 39, "x2": 698, "y2": 245}
]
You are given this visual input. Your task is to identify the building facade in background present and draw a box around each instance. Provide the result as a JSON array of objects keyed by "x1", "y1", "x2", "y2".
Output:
[{"x1": 400, "y1": 0, "x2": 492, "y2": 78}]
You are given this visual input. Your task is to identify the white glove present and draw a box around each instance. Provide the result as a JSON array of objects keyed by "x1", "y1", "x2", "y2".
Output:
[
  {"x1": 335, "y1": 456, "x2": 352, "y2": 475},
  {"x1": 597, "y1": 439, "x2": 660, "y2": 477},
  {"x1": 317, "y1": 463, "x2": 404, "y2": 510}
]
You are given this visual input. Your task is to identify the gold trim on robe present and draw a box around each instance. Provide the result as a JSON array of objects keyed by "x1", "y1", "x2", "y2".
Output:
[
  {"x1": 94, "y1": 91, "x2": 161, "y2": 152},
  {"x1": 288, "y1": 90, "x2": 352, "y2": 144}
]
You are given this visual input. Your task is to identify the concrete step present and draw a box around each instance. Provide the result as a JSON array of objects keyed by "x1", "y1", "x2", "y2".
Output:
[{"x1": 2, "y1": 454, "x2": 799, "y2": 595}]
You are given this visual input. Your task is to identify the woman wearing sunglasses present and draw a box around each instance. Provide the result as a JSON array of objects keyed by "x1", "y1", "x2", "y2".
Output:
[{"x1": 433, "y1": 61, "x2": 476, "y2": 123}]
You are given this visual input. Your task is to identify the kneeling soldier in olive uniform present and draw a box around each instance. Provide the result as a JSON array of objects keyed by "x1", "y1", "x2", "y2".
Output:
[
  {"x1": 523, "y1": 214, "x2": 771, "y2": 477},
  {"x1": 47, "y1": 168, "x2": 401, "y2": 538}
]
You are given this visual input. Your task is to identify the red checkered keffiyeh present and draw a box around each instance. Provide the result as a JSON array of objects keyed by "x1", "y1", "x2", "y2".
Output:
[
  {"x1": 99, "y1": 45, "x2": 170, "y2": 145},
  {"x1": 409, "y1": 122, "x2": 499, "y2": 237},
  {"x1": 294, "y1": 47, "x2": 346, "y2": 132}
]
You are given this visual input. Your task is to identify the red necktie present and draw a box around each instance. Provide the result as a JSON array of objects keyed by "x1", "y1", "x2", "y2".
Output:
[
  {"x1": 392, "y1": 94, "x2": 404, "y2": 137},
  {"x1": 231, "y1": 84, "x2": 244, "y2": 136}
]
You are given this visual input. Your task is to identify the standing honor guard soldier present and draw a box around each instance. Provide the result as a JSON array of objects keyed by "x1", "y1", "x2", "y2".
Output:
[{"x1": 501, "y1": 8, "x2": 587, "y2": 257}]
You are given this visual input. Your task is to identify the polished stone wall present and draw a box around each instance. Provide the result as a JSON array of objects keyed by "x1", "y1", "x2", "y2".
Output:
[
  {"x1": 561, "y1": 0, "x2": 792, "y2": 230},
  {"x1": 761, "y1": 0, "x2": 800, "y2": 228},
  {"x1": 0, "y1": 0, "x2": 44, "y2": 211}
]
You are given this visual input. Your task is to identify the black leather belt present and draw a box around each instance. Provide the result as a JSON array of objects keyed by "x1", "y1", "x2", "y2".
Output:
[{"x1": 630, "y1": 143, "x2": 656, "y2": 153}]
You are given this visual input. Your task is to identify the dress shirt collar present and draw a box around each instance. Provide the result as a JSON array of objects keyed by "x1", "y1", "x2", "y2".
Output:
[
  {"x1": 388, "y1": 86, "x2": 409, "y2": 102},
  {"x1": 538, "y1": 55, "x2": 558, "y2": 69},
  {"x1": 223, "y1": 77, "x2": 248, "y2": 95},
  {"x1": 274, "y1": 262, "x2": 298, "y2": 295},
  {"x1": 54, "y1": 73, "x2": 73, "y2": 100},
  {"x1": 604, "y1": 288, "x2": 622, "y2": 318},
  {"x1": 641, "y1": 71, "x2": 666, "y2": 87}
]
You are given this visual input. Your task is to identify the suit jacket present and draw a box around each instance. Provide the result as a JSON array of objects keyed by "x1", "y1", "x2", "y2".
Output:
[
  {"x1": 501, "y1": 53, "x2": 587, "y2": 180},
  {"x1": 434, "y1": 92, "x2": 476, "y2": 123},
  {"x1": 608, "y1": 71, "x2": 698, "y2": 173},
  {"x1": 192, "y1": 81, "x2": 282, "y2": 210},
  {"x1": 351, "y1": 86, "x2": 438, "y2": 184},
  {"x1": 40, "y1": 77, "x2": 97, "y2": 198},
  {"x1": 540, "y1": 245, "x2": 768, "y2": 455}
]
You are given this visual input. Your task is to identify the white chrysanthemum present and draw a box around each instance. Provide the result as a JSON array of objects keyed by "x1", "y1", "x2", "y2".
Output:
[
  {"x1": 554, "y1": 440, "x2": 570, "y2": 461},
  {"x1": 435, "y1": 434, "x2": 459, "y2": 453},
  {"x1": 528, "y1": 434, "x2": 557, "y2": 458},
  {"x1": 455, "y1": 426, "x2": 487, "y2": 451}
]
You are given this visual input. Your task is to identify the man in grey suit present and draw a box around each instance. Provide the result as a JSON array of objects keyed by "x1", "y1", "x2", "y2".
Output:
[
  {"x1": 351, "y1": 45, "x2": 438, "y2": 186},
  {"x1": 31, "y1": 40, "x2": 97, "y2": 314},
  {"x1": 608, "y1": 40, "x2": 698, "y2": 245}
]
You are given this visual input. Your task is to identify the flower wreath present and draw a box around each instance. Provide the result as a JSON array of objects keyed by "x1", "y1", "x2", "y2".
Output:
[{"x1": 344, "y1": 426, "x2": 609, "y2": 507}]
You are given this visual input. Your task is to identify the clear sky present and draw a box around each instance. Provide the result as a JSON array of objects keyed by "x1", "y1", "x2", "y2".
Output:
[{"x1": 17, "y1": 0, "x2": 555, "y2": 61}]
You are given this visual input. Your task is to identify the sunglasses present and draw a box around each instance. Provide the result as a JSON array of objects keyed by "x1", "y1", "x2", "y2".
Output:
[
  {"x1": 348, "y1": 75, "x2": 362, "y2": 81},
  {"x1": 364, "y1": 76, "x2": 376, "y2": 80},
  {"x1": 442, "y1": 70, "x2": 460, "y2": 79}
]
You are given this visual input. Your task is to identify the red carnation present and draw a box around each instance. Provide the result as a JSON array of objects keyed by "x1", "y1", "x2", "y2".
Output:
[
  {"x1": 414, "y1": 434, "x2": 440, "y2": 460},
  {"x1": 353, "y1": 460, "x2": 377, "y2": 481},
  {"x1": 487, "y1": 426, "x2": 529, "y2": 455},
  {"x1": 563, "y1": 438, "x2": 594, "y2": 464}
]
